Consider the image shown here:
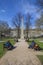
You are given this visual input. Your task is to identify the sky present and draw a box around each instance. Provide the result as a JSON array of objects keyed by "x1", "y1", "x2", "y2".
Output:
[{"x1": 0, "y1": 0, "x2": 43, "y2": 28}]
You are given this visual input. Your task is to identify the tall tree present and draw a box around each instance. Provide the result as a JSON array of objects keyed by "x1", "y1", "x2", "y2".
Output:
[
  {"x1": 35, "y1": 14, "x2": 43, "y2": 35},
  {"x1": 12, "y1": 13, "x2": 22, "y2": 38},
  {"x1": 25, "y1": 13, "x2": 31, "y2": 38},
  {"x1": 36, "y1": 0, "x2": 43, "y2": 9},
  {"x1": 0, "y1": 21, "x2": 10, "y2": 38},
  {"x1": 35, "y1": 14, "x2": 43, "y2": 30},
  {"x1": 35, "y1": 0, "x2": 43, "y2": 14}
]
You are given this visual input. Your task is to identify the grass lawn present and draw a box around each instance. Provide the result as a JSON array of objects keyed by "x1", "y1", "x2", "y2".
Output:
[
  {"x1": 0, "y1": 38, "x2": 15, "y2": 58},
  {"x1": 28, "y1": 38, "x2": 43, "y2": 64},
  {"x1": 0, "y1": 42, "x2": 6, "y2": 58},
  {"x1": 28, "y1": 38, "x2": 43, "y2": 51},
  {"x1": 37, "y1": 55, "x2": 43, "y2": 65},
  {"x1": 34, "y1": 39, "x2": 43, "y2": 51}
]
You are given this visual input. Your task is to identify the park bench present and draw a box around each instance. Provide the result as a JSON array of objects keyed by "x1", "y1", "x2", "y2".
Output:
[{"x1": 3, "y1": 43, "x2": 13, "y2": 50}]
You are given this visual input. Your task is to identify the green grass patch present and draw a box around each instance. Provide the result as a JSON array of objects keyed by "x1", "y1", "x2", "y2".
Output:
[
  {"x1": 34, "y1": 39, "x2": 43, "y2": 50},
  {"x1": 37, "y1": 55, "x2": 43, "y2": 65},
  {"x1": 28, "y1": 38, "x2": 43, "y2": 51},
  {"x1": 0, "y1": 42, "x2": 7, "y2": 58},
  {"x1": 0, "y1": 38, "x2": 15, "y2": 58}
]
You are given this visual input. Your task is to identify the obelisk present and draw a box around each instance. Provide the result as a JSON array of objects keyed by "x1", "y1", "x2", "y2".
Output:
[{"x1": 21, "y1": 17, "x2": 24, "y2": 39}]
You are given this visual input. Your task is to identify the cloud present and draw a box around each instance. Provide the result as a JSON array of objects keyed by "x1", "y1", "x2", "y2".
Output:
[
  {"x1": 21, "y1": 3, "x2": 43, "y2": 28},
  {"x1": 22, "y1": 3, "x2": 43, "y2": 20},
  {"x1": 22, "y1": 4, "x2": 38, "y2": 14},
  {"x1": 1, "y1": 9, "x2": 6, "y2": 13}
]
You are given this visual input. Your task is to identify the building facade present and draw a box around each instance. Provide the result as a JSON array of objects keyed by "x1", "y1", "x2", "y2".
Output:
[{"x1": 10, "y1": 29, "x2": 43, "y2": 38}]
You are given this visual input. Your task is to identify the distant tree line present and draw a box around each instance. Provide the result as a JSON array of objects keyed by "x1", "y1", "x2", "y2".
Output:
[{"x1": 0, "y1": 21, "x2": 11, "y2": 38}]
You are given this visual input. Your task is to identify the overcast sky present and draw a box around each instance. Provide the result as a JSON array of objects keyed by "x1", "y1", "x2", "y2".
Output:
[{"x1": 0, "y1": 0, "x2": 43, "y2": 28}]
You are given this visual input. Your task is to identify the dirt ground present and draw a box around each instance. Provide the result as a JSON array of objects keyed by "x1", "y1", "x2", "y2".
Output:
[{"x1": 0, "y1": 39, "x2": 43, "y2": 65}]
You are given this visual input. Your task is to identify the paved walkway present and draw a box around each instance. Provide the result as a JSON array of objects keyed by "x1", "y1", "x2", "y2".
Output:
[{"x1": 0, "y1": 39, "x2": 42, "y2": 65}]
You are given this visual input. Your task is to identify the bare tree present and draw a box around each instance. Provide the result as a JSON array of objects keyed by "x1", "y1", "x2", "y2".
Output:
[
  {"x1": 36, "y1": 0, "x2": 43, "y2": 8},
  {"x1": 0, "y1": 21, "x2": 10, "y2": 38},
  {"x1": 25, "y1": 13, "x2": 31, "y2": 39},
  {"x1": 35, "y1": 14, "x2": 43, "y2": 30},
  {"x1": 12, "y1": 13, "x2": 22, "y2": 38},
  {"x1": 35, "y1": 14, "x2": 43, "y2": 35}
]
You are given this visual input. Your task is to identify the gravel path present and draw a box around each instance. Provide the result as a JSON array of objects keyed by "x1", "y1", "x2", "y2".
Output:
[{"x1": 0, "y1": 39, "x2": 42, "y2": 65}]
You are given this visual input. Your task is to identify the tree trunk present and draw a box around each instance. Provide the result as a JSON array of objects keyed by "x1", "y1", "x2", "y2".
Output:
[{"x1": 17, "y1": 28, "x2": 20, "y2": 39}]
